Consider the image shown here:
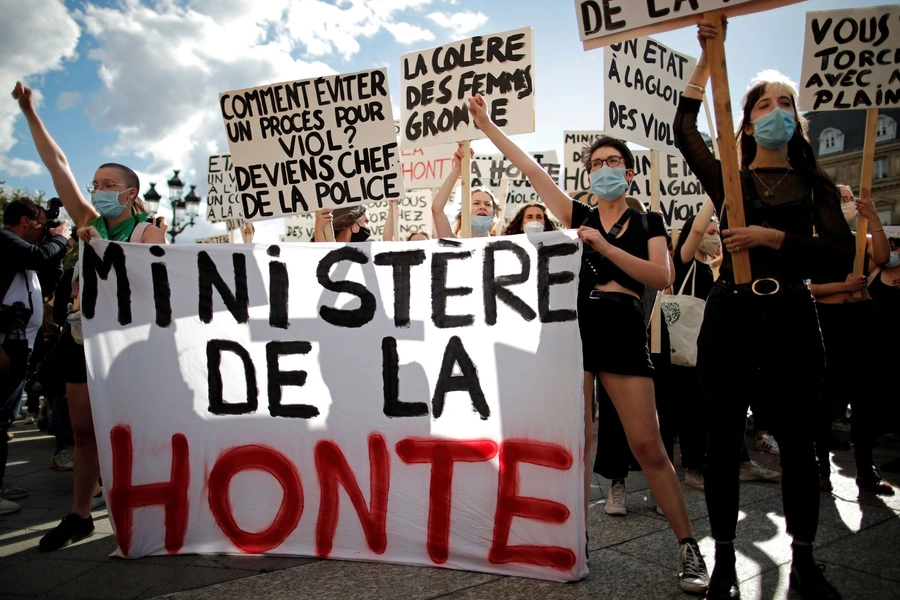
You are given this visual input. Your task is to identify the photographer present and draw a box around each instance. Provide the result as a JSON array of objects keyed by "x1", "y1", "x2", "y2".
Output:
[{"x1": 0, "y1": 198, "x2": 70, "y2": 514}]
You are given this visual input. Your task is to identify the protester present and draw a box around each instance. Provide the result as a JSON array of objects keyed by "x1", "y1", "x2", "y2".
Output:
[
  {"x1": 811, "y1": 191, "x2": 893, "y2": 494},
  {"x1": 382, "y1": 199, "x2": 431, "y2": 242},
  {"x1": 431, "y1": 143, "x2": 501, "y2": 239},
  {"x1": 504, "y1": 203, "x2": 556, "y2": 235},
  {"x1": 466, "y1": 93, "x2": 709, "y2": 594},
  {"x1": 674, "y1": 18, "x2": 854, "y2": 600},
  {"x1": 13, "y1": 81, "x2": 166, "y2": 550},
  {"x1": 313, "y1": 206, "x2": 370, "y2": 242},
  {"x1": 0, "y1": 198, "x2": 70, "y2": 515}
]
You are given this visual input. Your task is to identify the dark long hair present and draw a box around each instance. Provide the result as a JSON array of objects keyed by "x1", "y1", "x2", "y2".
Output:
[
  {"x1": 504, "y1": 203, "x2": 556, "y2": 235},
  {"x1": 736, "y1": 73, "x2": 835, "y2": 196}
]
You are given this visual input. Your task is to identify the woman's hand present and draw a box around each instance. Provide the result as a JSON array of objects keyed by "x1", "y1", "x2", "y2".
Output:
[
  {"x1": 856, "y1": 194, "x2": 880, "y2": 223},
  {"x1": 722, "y1": 225, "x2": 769, "y2": 253},
  {"x1": 466, "y1": 93, "x2": 491, "y2": 130},
  {"x1": 842, "y1": 274, "x2": 867, "y2": 293},
  {"x1": 11, "y1": 81, "x2": 36, "y2": 115},
  {"x1": 697, "y1": 16, "x2": 727, "y2": 51},
  {"x1": 76, "y1": 226, "x2": 100, "y2": 243},
  {"x1": 450, "y1": 141, "x2": 473, "y2": 171},
  {"x1": 578, "y1": 226, "x2": 612, "y2": 256}
]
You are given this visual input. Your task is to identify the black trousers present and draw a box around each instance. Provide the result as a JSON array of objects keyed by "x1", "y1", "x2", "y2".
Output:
[
  {"x1": 815, "y1": 300, "x2": 886, "y2": 474},
  {"x1": 698, "y1": 281, "x2": 823, "y2": 543},
  {"x1": 0, "y1": 339, "x2": 31, "y2": 486}
]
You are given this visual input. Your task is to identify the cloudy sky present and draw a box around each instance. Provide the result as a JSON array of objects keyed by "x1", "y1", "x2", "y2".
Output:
[{"x1": 0, "y1": 0, "x2": 888, "y2": 241}]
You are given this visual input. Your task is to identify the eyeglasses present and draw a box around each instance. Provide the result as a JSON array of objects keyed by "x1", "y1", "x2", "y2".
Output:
[
  {"x1": 86, "y1": 180, "x2": 129, "y2": 194},
  {"x1": 588, "y1": 156, "x2": 625, "y2": 170}
]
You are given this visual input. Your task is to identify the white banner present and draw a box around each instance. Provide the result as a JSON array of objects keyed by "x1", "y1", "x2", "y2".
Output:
[
  {"x1": 219, "y1": 69, "x2": 404, "y2": 221},
  {"x1": 799, "y1": 5, "x2": 900, "y2": 111},
  {"x1": 575, "y1": 0, "x2": 804, "y2": 49},
  {"x1": 603, "y1": 37, "x2": 696, "y2": 154},
  {"x1": 400, "y1": 28, "x2": 535, "y2": 148},
  {"x1": 195, "y1": 234, "x2": 231, "y2": 244},
  {"x1": 562, "y1": 131, "x2": 706, "y2": 228},
  {"x1": 79, "y1": 235, "x2": 586, "y2": 582},
  {"x1": 206, "y1": 155, "x2": 243, "y2": 223}
]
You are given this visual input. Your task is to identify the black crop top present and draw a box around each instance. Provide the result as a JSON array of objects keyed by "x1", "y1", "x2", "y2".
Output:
[
  {"x1": 571, "y1": 201, "x2": 667, "y2": 296},
  {"x1": 672, "y1": 97, "x2": 854, "y2": 284}
]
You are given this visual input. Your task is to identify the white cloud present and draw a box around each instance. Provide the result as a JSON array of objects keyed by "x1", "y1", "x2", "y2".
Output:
[
  {"x1": 384, "y1": 21, "x2": 435, "y2": 45},
  {"x1": 0, "y1": 0, "x2": 80, "y2": 177},
  {"x1": 427, "y1": 10, "x2": 488, "y2": 38},
  {"x1": 56, "y1": 91, "x2": 83, "y2": 111}
]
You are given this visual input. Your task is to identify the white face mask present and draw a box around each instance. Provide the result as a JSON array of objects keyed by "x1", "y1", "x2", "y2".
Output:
[
  {"x1": 841, "y1": 202, "x2": 857, "y2": 221},
  {"x1": 523, "y1": 221, "x2": 544, "y2": 234},
  {"x1": 698, "y1": 235, "x2": 721, "y2": 257}
]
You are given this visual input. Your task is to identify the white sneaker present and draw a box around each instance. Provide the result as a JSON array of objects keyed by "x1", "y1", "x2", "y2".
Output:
[
  {"x1": 604, "y1": 481, "x2": 627, "y2": 516},
  {"x1": 50, "y1": 449, "x2": 74, "y2": 471},
  {"x1": 739, "y1": 460, "x2": 781, "y2": 481},
  {"x1": 684, "y1": 470, "x2": 705, "y2": 491},
  {"x1": 756, "y1": 433, "x2": 781, "y2": 455},
  {"x1": 678, "y1": 540, "x2": 710, "y2": 593},
  {"x1": 0, "y1": 497, "x2": 20, "y2": 515},
  {"x1": 91, "y1": 487, "x2": 106, "y2": 510},
  {"x1": 1, "y1": 482, "x2": 27, "y2": 500},
  {"x1": 648, "y1": 491, "x2": 665, "y2": 516}
]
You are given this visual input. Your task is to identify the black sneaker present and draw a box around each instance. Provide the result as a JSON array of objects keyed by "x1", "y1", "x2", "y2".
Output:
[
  {"x1": 707, "y1": 563, "x2": 740, "y2": 599},
  {"x1": 39, "y1": 514, "x2": 95, "y2": 552},
  {"x1": 789, "y1": 562, "x2": 841, "y2": 600}
]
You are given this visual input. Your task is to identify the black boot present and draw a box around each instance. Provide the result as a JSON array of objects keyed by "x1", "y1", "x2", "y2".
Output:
[
  {"x1": 707, "y1": 543, "x2": 740, "y2": 599},
  {"x1": 790, "y1": 545, "x2": 841, "y2": 600}
]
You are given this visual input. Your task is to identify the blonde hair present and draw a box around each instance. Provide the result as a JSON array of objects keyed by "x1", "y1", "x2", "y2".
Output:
[{"x1": 452, "y1": 186, "x2": 501, "y2": 235}]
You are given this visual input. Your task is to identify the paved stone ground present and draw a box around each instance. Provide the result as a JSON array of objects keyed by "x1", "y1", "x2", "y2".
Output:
[{"x1": 1, "y1": 418, "x2": 898, "y2": 600}]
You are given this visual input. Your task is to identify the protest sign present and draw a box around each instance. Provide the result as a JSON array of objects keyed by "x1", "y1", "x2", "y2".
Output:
[
  {"x1": 283, "y1": 213, "x2": 318, "y2": 243},
  {"x1": 367, "y1": 190, "x2": 434, "y2": 241},
  {"x1": 575, "y1": 0, "x2": 804, "y2": 50},
  {"x1": 219, "y1": 69, "x2": 404, "y2": 221},
  {"x1": 562, "y1": 131, "x2": 705, "y2": 228},
  {"x1": 206, "y1": 155, "x2": 243, "y2": 223},
  {"x1": 469, "y1": 151, "x2": 559, "y2": 223},
  {"x1": 195, "y1": 234, "x2": 231, "y2": 244},
  {"x1": 400, "y1": 28, "x2": 535, "y2": 148},
  {"x1": 394, "y1": 120, "x2": 458, "y2": 189},
  {"x1": 603, "y1": 37, "x2": 697, "y2": 154},
  {"x1": 79, "y1": 233, "x2": 587, "y2": 581},
  {"x1": 799, "y1": 5, "x2": 900, "y2": 111}
]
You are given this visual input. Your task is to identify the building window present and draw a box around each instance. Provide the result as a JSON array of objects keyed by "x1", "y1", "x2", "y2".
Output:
[
  {"x1": 873, "y1": 157, "x2": 889, "y2": 180},
  {"x1": 819, "y1": 128, "x2": 844, "y2": 155},
  {"x1": 876, "y1": 116, "x2": 896, "y2": 143}
]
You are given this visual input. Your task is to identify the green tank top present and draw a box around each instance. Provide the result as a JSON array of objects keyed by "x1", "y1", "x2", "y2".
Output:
[{"x1": 88, "y1": 213, "x2": 150, "y2": 242}]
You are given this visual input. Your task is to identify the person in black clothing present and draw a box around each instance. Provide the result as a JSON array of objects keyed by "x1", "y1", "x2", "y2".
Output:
[
  {"x1": 0, "y1": 198, "x2": 70, "y2": 514},
  {"x1": 466, "y1": 92, "x2": 709, "y2": 595},
  {"x1": 674, "y1": 18, "x2": 854, "y2": 600}
]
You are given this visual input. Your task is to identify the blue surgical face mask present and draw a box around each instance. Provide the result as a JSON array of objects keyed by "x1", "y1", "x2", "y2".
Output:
[
  {"x1": 887, "y1": 251, "x2": 900, "y2": 269},
  {"x1": 752, "y1": 107, "x2": 796, "y2": 150},
  {"x1": 91, "y1": 189, "x2": 131, "y2": 218},
  {"x1": 471, "y1": 214, "x2": 495, "y2": 236},
  {"x1": 589, "y1": 166, "x2": 629, "y2": 202}
]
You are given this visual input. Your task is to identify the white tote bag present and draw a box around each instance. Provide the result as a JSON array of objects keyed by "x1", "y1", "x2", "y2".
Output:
[{"x1": 660, "y1": 261, "x2": 706, "y2": 367}]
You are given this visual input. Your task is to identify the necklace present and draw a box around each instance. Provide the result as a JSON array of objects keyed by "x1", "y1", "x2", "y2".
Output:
[{"x1": 750, "y1": 166, "x2": 792, "y2": 198}]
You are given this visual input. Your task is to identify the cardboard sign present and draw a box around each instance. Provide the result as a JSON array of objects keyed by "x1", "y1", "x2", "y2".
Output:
[
  {"x1": 562, "y1": 131, "x2": 705, "y2": 228},
  {"x1": 575, "y1": 0, "x2": 804, "y2": 50},
  {"x1": 206, "y1": 155, "x2": 243, "y2": 223},
  {"x1": 79, "y1": 234, "x2": 587, "y2": 582},
  {"x1": 195, "y1": 234, "x2": 231, "y2": 244},
  {"x1": 367, "y1": 190, "x2": 434, "y2": 241},
  {"x1": 400, "y1": 28, "x2": 535, "y2": 148},
  {"x1": 799, "y1": 5, "x2": 900, "y2": 111},
  {"x1": 469, "y1": 152, "x2": 560, "y2": 222},
  {"x1": 393, "y1": 120, "x2": 459, "y2": 189},
  {"x1": 603, "y1": 37, "x2": 697, "y2": 154},
  {"x1": 219, "y1": 69, "x2": 405, "y2": 221}
]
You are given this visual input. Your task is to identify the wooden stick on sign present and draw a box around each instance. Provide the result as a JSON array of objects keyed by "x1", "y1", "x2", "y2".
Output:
[
  {"x1": 390, "y1": 199, "x2": 400, "y2": 241},
  {"x1": 704, "y1": 10, "x2": 752, "y2": 284},
  {"x1": 702, "y1": 90, "x2": 720, "y2": 159},
  {"x1": 320, "y1": 211, "x2": 335, "y2": 242},
  {"x1": 649, "y1": 150, "x2": 662, "y2": 354},
  {"x1": 460, "y1": 140, "x2": 472, "y2": 238},
  {"x1": 853, "y1": 108, "x2": 879, "y2": 299},
  {"x1": 492, "y1": 178, "x2": 510, "y2": 236}
]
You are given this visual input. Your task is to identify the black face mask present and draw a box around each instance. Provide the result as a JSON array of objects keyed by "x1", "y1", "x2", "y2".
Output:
[{"x1": 350, "y1": 225, "x2": 371, "y2": 243}]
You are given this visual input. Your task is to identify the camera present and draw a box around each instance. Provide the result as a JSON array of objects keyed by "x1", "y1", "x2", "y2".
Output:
[
  {"x1": 42, "y1": 197, "x2": 65, "y2": 243},
  {"x1": 0, "y1": 301, "x2": 31, "y2": 342}
]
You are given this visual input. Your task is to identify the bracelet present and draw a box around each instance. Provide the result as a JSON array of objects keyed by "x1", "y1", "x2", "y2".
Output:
[
  {"x1": 870, "y1": 228, "x2": 884, "y2": 233},
  {"x1": 773, "y1": 229, "x2": 779, "y2": 245},
  {"x1": 696, "y1": 63, "x2": 708, "y2": 69},
  {"x1": 686, "y1": 83, "x2": 705, "y2": 93}
]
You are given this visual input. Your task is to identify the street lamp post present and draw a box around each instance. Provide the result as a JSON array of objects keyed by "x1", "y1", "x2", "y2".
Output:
[{"x1": 142, "y1": 169, "x2": 200, "y2": 243}]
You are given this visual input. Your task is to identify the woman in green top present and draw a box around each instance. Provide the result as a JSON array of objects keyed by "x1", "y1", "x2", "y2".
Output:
[{"x1": 13, "y1": 81, "x2": 166, "y2": 552}]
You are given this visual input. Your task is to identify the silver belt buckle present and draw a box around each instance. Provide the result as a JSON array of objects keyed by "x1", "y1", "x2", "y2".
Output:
[{"x1": 751, "y1": 278, "x2": 780, "y2": 296}]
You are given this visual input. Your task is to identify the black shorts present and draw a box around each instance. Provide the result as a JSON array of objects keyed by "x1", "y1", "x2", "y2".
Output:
[
  {"x1": 578, "y1": 290, "x2": 654, "y2": 378},
  {"x1": 60, "y1": 330, "x2": 87, "y2": 384}
]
